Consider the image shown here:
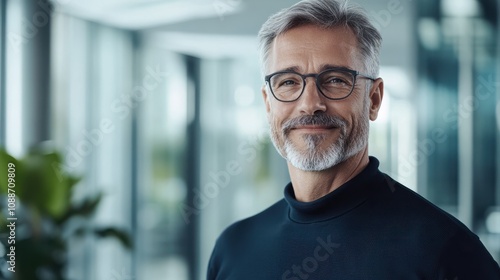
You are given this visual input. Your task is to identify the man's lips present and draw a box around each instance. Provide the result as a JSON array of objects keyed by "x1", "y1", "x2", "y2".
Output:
[{"x1": 291, "y1": 125, "x2": 336, "y2": 131}]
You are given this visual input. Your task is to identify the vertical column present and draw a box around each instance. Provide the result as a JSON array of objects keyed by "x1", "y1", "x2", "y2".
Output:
[
  {"x1": 496, "y1": 0, "x2": 500, "y2": 207},
  {"x1": 130, "y1": 31, "x2": 140, "y2": 280},
  {"x1": 22, "y1": 0, "x2": 52, "y2": 148},
  {"x1": 0, "y1": 0, "x2": 6, "y2": 146},
  {"x1": 457, "y1": 18, "x2": 474, "y2": 229},
  {"x1": 185, "y1": 55, "x2": 201, "y2": 280}
]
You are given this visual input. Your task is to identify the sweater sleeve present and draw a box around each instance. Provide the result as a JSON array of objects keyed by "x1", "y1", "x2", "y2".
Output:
[
  {"x1": 436, "y1": 230, "x2": 500, "y2": 279},
  {"x1": 206, "y1": 245, "x2": 219, "y2": 280}
]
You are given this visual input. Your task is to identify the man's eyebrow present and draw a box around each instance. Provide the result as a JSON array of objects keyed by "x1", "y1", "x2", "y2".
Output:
[
  {"x1": 274, "y1": 66, "x2": 301, "y2": 73},
  {"x1": 273, "y1": 64, "x2": 353, "y2": 74},
  {"x1": 318, "y1": 64, "x2": 351, "y2": 71}
]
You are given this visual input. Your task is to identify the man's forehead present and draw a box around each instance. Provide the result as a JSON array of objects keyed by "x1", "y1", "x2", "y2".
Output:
[
  {"x1": 273, "y1": 24, "x2": 358, "y2": 51},
  {"x1": 267, "y1": 24, "x2": 362, "y2": 72}
]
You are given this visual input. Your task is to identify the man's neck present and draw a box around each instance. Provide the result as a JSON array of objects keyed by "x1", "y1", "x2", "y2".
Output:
[{"x1": 287, "y1": 149, "x2": 370, "y2": 202}]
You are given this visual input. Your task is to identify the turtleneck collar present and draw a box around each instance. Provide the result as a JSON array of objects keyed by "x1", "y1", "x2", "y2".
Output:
[{"x1": 284, "y1": 156, "x2": 384, "y2": 224}]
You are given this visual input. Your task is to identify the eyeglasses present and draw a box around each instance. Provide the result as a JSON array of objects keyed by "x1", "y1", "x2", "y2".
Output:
[{"x1": 264, "y1": 67, "x2": 376, "y2": 102}]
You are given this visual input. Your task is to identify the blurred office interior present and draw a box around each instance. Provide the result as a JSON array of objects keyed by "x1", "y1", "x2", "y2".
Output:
[{"x1": 0, "y1": 0, "x2": 499, "y2": 279}]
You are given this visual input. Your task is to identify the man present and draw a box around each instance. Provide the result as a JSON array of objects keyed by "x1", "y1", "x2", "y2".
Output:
[{"x1": 207, "y1": 0, "x2": 500, "y2": 279}]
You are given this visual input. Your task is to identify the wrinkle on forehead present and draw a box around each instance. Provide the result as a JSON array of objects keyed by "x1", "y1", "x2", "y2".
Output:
[{"x1": 267, "y1": 24, "x2": 363, "y2": 74}]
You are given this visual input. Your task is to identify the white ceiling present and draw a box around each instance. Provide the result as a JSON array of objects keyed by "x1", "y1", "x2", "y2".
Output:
[
  {"x1": 54, "y1": 0, "x2": 416, "y2": 67},
  {"x1": 54, "y1": 0, "x2": 244, "y2": 30}
]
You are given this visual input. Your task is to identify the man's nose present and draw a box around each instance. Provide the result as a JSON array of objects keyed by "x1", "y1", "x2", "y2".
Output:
[{"x1": 297, "y1": 78, "x2": 327, "y2": 115}]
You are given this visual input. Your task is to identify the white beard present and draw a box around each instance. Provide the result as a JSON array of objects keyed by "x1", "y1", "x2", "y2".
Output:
[
  {"x1": 269, "y1": 101, "x2": 370, "y2": 171},
  {"x1": 283, "y1": 124, "x2": 367, "y2": 171}
]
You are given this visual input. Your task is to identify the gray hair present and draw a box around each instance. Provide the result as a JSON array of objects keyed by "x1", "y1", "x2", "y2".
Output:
[{"x1": 258, "y1": 0, "x2": 382, "y2": 77}]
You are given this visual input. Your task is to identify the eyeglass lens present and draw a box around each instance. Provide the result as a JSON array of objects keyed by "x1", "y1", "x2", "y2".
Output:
[{"x1": 269, "y1": 70, "x2": 354, "y2": 101}]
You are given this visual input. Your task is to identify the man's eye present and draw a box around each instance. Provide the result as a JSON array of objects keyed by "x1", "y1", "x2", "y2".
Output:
[
  {"x1": 281, "y1": 80, "x2": 297, "y2": 86},
  {"x1": 325, "y1": 77, "x2": 347, "y2": 84}
]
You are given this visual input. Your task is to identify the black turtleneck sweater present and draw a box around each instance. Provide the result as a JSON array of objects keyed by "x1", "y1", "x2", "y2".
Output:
[{"x1": 207, "y1": 157, "x2": 500, "y2": 280}]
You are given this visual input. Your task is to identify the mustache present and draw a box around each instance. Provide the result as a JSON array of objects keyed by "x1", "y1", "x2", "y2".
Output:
[{"x1": 282, "y1": 114, "x2": 346, "y2": 135}]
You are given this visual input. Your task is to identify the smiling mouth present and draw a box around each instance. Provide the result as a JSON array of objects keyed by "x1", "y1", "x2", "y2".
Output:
[{"x1": 292, "y1": 125, "x2": 336, "y2": 132}]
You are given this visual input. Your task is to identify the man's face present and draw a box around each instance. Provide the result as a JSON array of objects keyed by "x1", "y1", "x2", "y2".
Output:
[{"x1": 262, "y1": 24, "x2": 383, "y2": 171}]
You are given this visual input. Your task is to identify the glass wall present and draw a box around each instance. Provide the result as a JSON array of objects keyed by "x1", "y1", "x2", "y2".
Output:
[
  {"x1": 416, "y1": 0, "x2": 500, "y2": 260},
  {"x1": 134, "y1": 45, "x2": 192, "y2": 280},
  {"x1": 51, "y1": 12, "x2": 135, "y2": 280}
]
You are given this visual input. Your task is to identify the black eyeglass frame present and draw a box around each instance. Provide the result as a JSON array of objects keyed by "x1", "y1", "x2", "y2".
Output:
[{"x1": 264, "y1": 67, "x2": 377, "y2": 102}]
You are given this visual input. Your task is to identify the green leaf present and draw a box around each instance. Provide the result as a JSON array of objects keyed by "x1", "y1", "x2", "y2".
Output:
[
  {"x1": 94, "y1": 227, "x2": 133, "y2": 249},
  {"x1": 0, "y1": 148, "x2": 20, "y2": 195},
  {"x1": 21, "y1": 150, "x2": 69, "y2": 218},
  {"x1": 66, "y1": 175, "x2": 81, "y2": 195},
  {"x1": 56, "y1": 193, "x2": 102, "y2": 225}
]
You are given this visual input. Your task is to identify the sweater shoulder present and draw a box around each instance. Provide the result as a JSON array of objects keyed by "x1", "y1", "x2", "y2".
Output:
[
  {"x1": 383, "y1": 173, "x2": 476, "y2": 237},
  {"x1": 217, "y1": 198, "x2": 287, "y2": 241},
  {"x1": 207, "y1": 198, "x2": 287, "y2": 276}
]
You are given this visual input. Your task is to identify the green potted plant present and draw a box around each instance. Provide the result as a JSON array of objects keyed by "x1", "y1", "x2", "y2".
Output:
[{"x1": 0, "y1": 146, "x2": 132, "y2": 280}]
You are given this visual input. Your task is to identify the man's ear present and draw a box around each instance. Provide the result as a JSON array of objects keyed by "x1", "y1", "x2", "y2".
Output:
[
  {"x1": 368, "y1": 78, "x2": 384, "y2": 121},
  {"x1": 262, "y1": 85, "x2": 271, "y2": 114}
]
